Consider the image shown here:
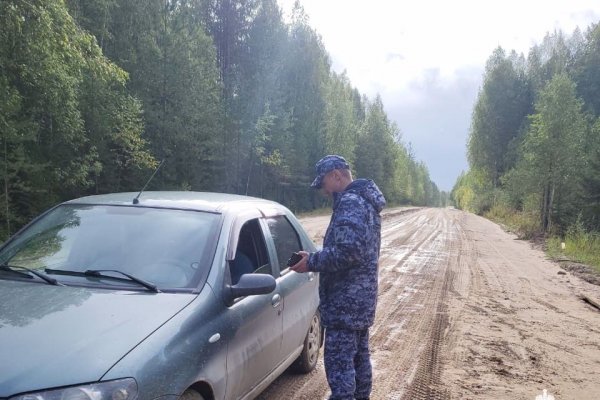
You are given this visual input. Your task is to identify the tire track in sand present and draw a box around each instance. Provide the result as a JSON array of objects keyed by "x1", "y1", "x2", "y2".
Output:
[{"x1": 259, "y1": 208, "x2": 461, "y2": 400}]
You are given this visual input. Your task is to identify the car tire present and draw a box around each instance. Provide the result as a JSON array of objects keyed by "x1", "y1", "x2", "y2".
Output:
[
  {"x1": 292, "y1": 311, "x2": 321, "y2": 373},
  {"x1": 179, "y1": 389, "x2": 206, "y2": 400}
]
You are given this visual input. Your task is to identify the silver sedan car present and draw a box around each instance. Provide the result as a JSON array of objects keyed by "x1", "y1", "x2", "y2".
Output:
[{"x1": 0, "y1": 192, "x2": 321, "y2": 400}]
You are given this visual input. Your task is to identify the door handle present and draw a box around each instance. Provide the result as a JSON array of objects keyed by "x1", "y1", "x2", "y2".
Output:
[
  {"x1": 308, "y1": 272, "x2": 315, "y2": 281},
  {"x1": 271, "y1": 293, "x2": 281, "y2": 307}
]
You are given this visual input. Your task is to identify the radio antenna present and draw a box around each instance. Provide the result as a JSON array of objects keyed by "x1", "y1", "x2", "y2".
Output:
[{"x1": 133, "y1": 159, "x2": 165, "y2": 204}]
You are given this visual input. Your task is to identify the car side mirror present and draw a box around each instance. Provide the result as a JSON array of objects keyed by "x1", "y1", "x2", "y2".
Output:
[{"x1": 223, "y1": 273, "x2": 276, "y2": 306}]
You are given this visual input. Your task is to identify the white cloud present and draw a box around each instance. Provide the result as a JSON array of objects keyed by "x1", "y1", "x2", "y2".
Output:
[
  {"x1": 278, "y1": 0, "x2": 600, "y2": 190},
  {"x1": 281, "y1": 0, "x2": 599, "y2": 94}
]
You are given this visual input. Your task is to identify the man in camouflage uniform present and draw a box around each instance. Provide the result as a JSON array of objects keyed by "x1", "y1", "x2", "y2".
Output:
[{"x1": 291, "y1": 155, "x2": 386, "y2": 400}]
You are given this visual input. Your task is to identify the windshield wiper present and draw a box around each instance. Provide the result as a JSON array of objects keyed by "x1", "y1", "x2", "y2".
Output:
[
  {"x1": 44, "y1": 268, "x2": 160, "y2": 292},
  {"x1": 84, "y1": 269, "x2": 160, "y2": 293},
  {"x1": 0, "y1": 264, "x2": 64, "y2": 286}
]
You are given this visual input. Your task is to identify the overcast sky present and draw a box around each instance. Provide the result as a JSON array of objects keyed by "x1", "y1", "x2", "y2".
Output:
[{"x1": 277, "y1": 0, "x2": 600, "y2": 191}]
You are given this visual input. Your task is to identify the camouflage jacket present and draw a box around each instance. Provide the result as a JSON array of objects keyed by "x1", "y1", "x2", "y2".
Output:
[{"x1": 308, "y1": 179, "x2": 386, "y2": 329}]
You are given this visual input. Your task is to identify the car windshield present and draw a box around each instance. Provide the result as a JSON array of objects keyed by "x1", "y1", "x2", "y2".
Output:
[{"x1": 0, "y1": 204, "x2": 221, "y2": 290}]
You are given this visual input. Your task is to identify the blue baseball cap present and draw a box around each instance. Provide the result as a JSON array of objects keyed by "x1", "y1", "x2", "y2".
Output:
[{"x1": 310, "y1": 155, "x2": 350, "y2": 189}]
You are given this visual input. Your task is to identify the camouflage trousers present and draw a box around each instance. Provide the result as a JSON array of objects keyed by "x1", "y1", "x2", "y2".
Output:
[{"x1": 324, "y1": 328, "x2": 372, "y2": 400}]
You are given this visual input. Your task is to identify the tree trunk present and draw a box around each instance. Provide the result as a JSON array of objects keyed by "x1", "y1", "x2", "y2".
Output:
[
  {"x1": 541, "y1": 184, "x2": 549, "y2": 231},
  {"x1": 3, "y1": 138, "x2": 10, "y2": 235},
  {"x1": 547, "y1": 184, "x2": 556, "y2": 232},
  {"x1": 245, "y1": 147, "x2": 253, "y2": 195}
]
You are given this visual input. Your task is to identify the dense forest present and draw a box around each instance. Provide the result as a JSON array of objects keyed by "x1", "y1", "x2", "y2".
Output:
[
  {"x1": 0, "y1": 0, "x2": 444, "y2": 240},
  {"x1": 453, "y1": 22, "x2": 600, "y2": 238}
]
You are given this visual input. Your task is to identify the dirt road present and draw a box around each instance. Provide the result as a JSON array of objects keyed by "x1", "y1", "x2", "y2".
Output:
[{"x1": 257, "y1": 207, "x2": 600, "y2": 400}]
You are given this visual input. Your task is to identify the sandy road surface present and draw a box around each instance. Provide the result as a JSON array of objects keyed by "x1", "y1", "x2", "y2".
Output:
[{"x1": 257, "y1": 207, "x2": 600, "y2": 400}]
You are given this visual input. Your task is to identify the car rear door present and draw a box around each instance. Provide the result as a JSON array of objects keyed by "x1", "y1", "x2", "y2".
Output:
[{"x1": 263, "y1": 215, "x2": 319, "y2": 362}]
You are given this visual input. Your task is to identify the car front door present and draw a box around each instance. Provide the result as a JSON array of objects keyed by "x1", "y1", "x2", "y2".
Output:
[{"x1": 224, "y1": 218, "x2": 283, "y2": 399}]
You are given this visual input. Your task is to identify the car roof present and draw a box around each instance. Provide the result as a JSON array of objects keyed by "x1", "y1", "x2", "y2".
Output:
[{"x1": 64, "y1": 191, "x2": 286, "y2": 215}]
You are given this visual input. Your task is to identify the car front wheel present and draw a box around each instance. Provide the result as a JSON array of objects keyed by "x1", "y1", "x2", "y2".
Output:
[
  {"x1": 292, "y1": 312, "x2": 321, "y2": 373},
  {"x1": 179, "y1": 389, "x2": 206, "y2": 400}
]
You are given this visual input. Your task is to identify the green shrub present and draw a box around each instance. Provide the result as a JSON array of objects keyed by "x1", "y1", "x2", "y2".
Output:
[
  {"x1": 547, "y1": 219, "x2": 600, "y2": 272},
  {"x1": 546, "y1": 236, "x2": 563, "y2": 259},
  {"x1": 564, "y1": 232, "x2": 600, "y2": 270},
  {"x1": 484, "y1": 204, "x2": 540, "y2": 239}
]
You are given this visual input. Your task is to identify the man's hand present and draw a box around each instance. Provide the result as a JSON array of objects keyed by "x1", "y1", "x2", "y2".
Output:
[{"x1": 289, "y1": 250, "x2": 310, "y2": 273}]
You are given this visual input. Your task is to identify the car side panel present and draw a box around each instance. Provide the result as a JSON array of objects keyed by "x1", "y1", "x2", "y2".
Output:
[{"x1": 277, "y1": 270, "x2": 319, "y2": 360}]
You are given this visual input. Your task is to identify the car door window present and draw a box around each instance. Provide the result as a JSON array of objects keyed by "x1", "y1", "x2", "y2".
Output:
[
  {"x1": 265, "y1": 216, "x2": 302, "y2": 275},
  {"x1": 230, "y1": 219, "x2": 271, "y2": 284}
]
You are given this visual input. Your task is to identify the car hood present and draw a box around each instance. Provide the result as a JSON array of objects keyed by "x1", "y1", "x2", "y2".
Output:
[{"x1": 0, "y1": 280, "x2": 197, "y2": 397}]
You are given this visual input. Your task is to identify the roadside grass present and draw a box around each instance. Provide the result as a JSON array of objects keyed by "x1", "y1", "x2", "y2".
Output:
[
  {"x1": 547, "y1": 232, "x2": 600, "y2": 273},
  {"x1": 484, "y1": 205, "x2": 540, "y2": 240},
  {"x1": 485, "y1": 205, "x2": 600, "y2": 275}
]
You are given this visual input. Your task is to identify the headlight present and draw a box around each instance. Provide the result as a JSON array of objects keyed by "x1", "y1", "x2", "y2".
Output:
[{"x1": 10, "y1": 378, "x2": 137, "y2": 400}]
